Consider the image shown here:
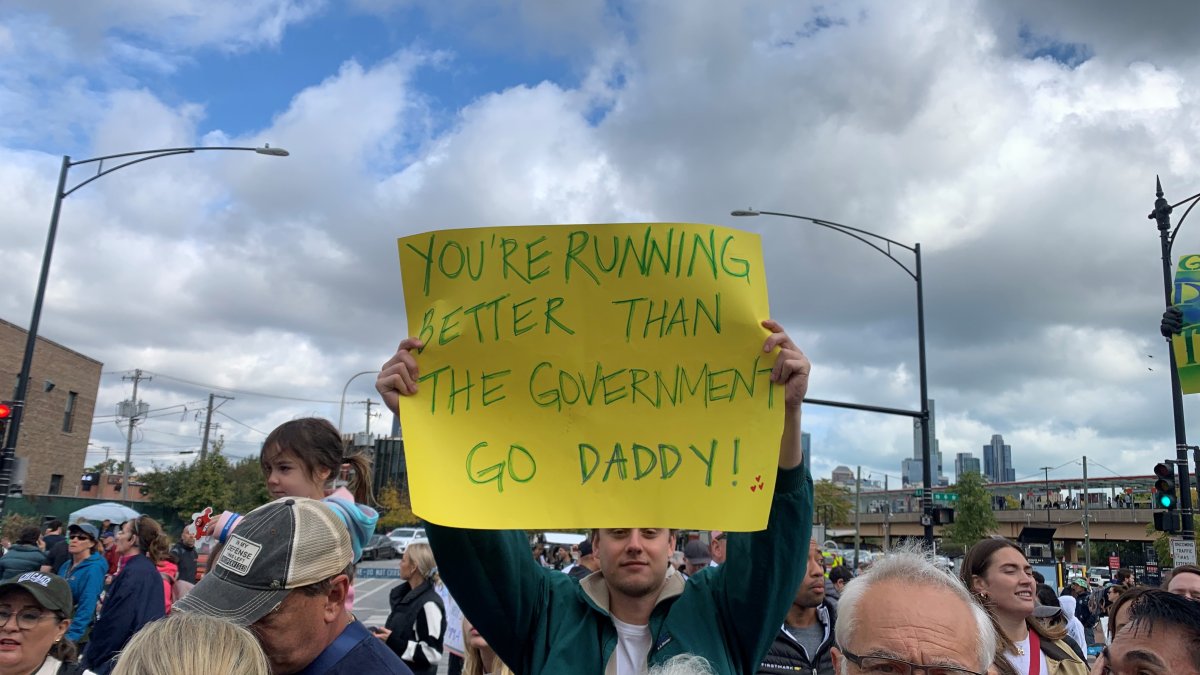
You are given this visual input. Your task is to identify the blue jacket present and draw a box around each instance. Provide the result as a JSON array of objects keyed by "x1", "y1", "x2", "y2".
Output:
[
  {"x1": 59, "y1": 552, "x2": 107, "y2": 642},
  {"x1": 82, "y1": 554, "x2": 166, "y2": 674}
]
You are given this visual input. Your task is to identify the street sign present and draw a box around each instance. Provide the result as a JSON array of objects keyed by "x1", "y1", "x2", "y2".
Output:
[
  {"x1": 933, "y1": 493, "x2": 958, "y2": 502},
  {"x1": 1108, "y1": 554, "x2": 1121, "y2": 570},
  {"x1": 355, "y1": 567, "x2": 402, "y2": 579},
  {"x1": 1172, "y1": 538, "x2": 1197, "y2": 566}
]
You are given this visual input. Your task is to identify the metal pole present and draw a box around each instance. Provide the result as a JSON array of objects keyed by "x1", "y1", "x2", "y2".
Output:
[
  {"x1": 1083, "y1": 455, "x2": 1091, "y2": 571},
  {"x1": 854, "y1": 465, "x2": 862, "y2": 569},
  {"x1": 1155, "y1": 181, "x2": 1196, "y2": 539},
  {"x1": 200, "y1": 393, "x2": 214, "y2": 460},
  {"x1": 883, "y1": 474, "x2": 891, "y2": 550},
  {"x1": 338, "y1": 370, "x2": 380, "y2": 432},
  {"x1": 916, "y1": 244, "x2": 934, "y2": 547},
  {"x1": 0, "y1": 155, "x2": 70, "y2": 519},
  {"x1": 121, "y1": 369, "x2": 146, "y2": 502}
]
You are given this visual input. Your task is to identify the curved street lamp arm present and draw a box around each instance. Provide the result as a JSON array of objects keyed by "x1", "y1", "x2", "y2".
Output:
[
  {"x1": 63, "y1": 150, "x2": 194, "y2": 198},
  {"x1": 749, "y1": 210, "x2": 919, "y2": 280},
  {"x1": 63, "y1": 145, "x2": 287, "y2": 199},
  {"x1": 1169, "y1": 192, "x2": 1200, "y2": 252},
  {"x1": 339, "y1": 370, "x2": 382, "y2": 432}
]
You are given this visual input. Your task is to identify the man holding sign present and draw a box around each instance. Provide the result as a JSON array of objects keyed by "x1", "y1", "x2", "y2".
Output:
[{"x1": 376, "y1": 316, "x2": 811, "y2": 675}]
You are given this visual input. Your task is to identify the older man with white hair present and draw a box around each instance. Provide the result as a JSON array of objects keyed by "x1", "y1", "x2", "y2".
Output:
[{"x1": 831, "y1": 547, "x2": 997, "y2": 675}]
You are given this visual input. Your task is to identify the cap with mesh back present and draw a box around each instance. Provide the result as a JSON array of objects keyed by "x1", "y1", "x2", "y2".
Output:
[{"x1": 173, "y1": 496, "x2": 352, "y2": 626}]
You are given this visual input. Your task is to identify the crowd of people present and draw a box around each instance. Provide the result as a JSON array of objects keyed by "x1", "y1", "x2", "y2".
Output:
[{"x1": 0, "y1": 324, "x2": 1191, "y2": 674}]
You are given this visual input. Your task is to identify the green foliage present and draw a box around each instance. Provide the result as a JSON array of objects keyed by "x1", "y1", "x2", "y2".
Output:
[
  {"x1": 814, "y1": 479, "x2": 852, "y2": 526},
  {"x1": 943, "y1": 471, "x2": 998, "y2": 548},
  {"x1": 87, "y1": 458, "x2": 133, "y2": 476},
  {"x1": 227, "y1": 456, "x2": 270, "y2": 515},
  {"x1": 142, "y1": 450, "x2": 236, "y2": 522},
  {"x1": 377, "y1": 483, "x2": 418, "y2": 530}
]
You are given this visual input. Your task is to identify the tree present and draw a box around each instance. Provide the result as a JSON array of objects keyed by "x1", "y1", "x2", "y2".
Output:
[
  {"x1": 814, "y1": 479, "x2": 852, "y2": 526},
  {"x1": 226, "y1": 456, "x2": 270, "y2": 515},
  {"x1": 142, "y1": 450, "x2": 235, "y2": 522},
  {"x1": 87, "y1": 458, "x2": 133, "y2": 476},
  {"x1": 943, "y1": 471, "x2": 998, "y2": 548},
  {"x1": 377, "y1": 483, "x2": 418, "y2": 530}
]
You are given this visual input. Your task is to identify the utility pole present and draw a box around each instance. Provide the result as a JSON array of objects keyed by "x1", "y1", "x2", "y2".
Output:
[
  {"x1": 1041, "y1": 466, "x2": 1053, "y2": 525},
  {"x1": 200, "y1": 393, "x2": 234, "y2": 460},
  {"x1": 121, "y1": 369, "x2": 150, "y2": 502},
  {"x1": 883, "y1": 474, "x2": 891, "y2": 550},
  {"x1": 854, "y1": 465, "x2": 862, "y2": 569},
  {"x1": 359, "y1": 399, "x2": 379, "y2": 437},
  {"x1": 1083, "y1": 455, "x2": 1091, "y2": 571}
]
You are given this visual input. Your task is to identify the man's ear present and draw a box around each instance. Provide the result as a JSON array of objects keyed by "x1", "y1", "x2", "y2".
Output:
[
  {"x1": 325, "y1": 575, "x2": 350, "y2": 622},
  {"x1": 830, "y1": 646, "x2": 842, "y2": 671}
]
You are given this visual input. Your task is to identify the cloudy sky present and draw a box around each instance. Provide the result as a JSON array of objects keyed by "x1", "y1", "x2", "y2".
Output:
[{"x1": 3, "y1": 1, "x2": 1200, "y2": 489}]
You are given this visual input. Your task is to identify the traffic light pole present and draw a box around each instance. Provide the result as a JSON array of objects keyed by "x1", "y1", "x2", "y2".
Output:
[{"x1": 1151, "y1": 179, "x2": 1195, "y2": 539}]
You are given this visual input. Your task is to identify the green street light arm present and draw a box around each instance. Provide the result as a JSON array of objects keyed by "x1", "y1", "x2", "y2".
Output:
[{"x1": 64, "y1": 145, "x2": 289, "y2": 198}]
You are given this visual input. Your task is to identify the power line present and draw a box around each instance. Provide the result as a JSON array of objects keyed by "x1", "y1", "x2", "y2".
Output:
[
  {"x1": 215, "y1": 410, "x2": 269, "y2": 435},
  {"x1": 131, "y1": 371, "x2": 342, "y2": 404}
]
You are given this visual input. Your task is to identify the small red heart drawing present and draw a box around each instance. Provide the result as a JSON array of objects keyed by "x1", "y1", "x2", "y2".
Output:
[
  {"x1": 755, "y1": 475, "x2": 762, "y2": 481},
  {"x1": 750, "y1": 485, "x2": 758, "y2": 492}
]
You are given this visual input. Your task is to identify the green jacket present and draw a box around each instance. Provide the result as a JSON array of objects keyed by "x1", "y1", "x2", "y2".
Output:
[{"x1": 426, "y1": 464, "x2": 812, "y2": 675}]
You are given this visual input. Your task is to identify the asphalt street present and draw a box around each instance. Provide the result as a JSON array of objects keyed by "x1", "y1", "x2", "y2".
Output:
[{"x1": 354, "y1": 559, "x2": 452, "y2": 674}]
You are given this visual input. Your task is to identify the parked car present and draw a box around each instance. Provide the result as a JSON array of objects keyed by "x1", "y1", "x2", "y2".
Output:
[
  {"x1": 387, "y1": 527, "x2": 427, "y2": 553},
  {"x1": 362, "y1": 534, "x2": 400, "y2": 561}
]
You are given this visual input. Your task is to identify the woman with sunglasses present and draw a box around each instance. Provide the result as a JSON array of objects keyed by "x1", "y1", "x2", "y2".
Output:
[
  {"x1": 80, "y1": 517, "x2": 167, "y2": 675},
  {"x1": 57, "y1": 523, "x2": 106, "y2": 651},
  {"x1": 0, "y1": 571, "x2": 93, "y2": 674}
]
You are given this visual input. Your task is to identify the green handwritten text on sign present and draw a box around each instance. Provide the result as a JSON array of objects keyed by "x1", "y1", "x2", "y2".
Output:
[{"x1": 396, "y1": 223, "x2": 782, "y2": 529}]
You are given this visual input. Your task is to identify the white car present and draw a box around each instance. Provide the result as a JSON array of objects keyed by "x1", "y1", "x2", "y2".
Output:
[{"x1": 387, "y1": 527, "x2": 427, "y2": 553}]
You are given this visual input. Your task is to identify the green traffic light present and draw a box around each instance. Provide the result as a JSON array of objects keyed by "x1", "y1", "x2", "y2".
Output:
[{"x1": 1160, "y1": 494, "x2": 1175, "y2": 508}]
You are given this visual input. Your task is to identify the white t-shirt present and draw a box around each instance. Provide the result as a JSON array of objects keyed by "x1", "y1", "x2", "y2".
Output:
[
  {"x1": 611, "y1": 616, "x2": 652, "y2": 675},
  {"x1": 1006, "y1": 636, "x2": 1049, "y2": 675}
]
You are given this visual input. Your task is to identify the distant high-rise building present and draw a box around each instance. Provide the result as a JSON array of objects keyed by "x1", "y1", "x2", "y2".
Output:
[
  {"x1": 982, "y1": 434, "x2": 1015, "y2": 483},
  {"x1": 901, "y1": 458, "x2": 923, "y2": 487},
  {"x1": 955, "y1": 452, "x2": 981, "y2": 482},
  {"x1": 912, "y1": 399, "x2": 945, "y2": 485},
  {"x1": 802, "y1": 431, "x2": 811, "y2": 472},
  {"x1": 831, "y1": 465, "x2": 855, "y2": 486}
]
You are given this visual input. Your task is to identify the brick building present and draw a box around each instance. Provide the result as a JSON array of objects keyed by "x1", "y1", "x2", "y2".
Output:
[{"x1": 0, "y1": 318, "x2": 102, "y2": 496}]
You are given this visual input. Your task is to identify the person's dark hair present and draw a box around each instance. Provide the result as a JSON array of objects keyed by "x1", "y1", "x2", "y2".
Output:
[
  {"x1": 1036, "y1": 583, "x2": 1059, "y2": 607},
  {"x1": 1115, "y1": 567, "x2": 1134, "y2": 583},
  {"x1": 261, "y1": 418, "x2": 375, "y2": 505},
  {"x1": 829, "y1": 565, "x2": 854, "y2": 585},
  {"x1": 17, "y1": 526, "x2": 40, "y2": 545},
  {"x1": 127, "y1": 515, "x2": 170, "y2": 563},
  {"x1": 1032, "y1": 570, "x2": 1045, "y2": 584},
  {"x1": 1107, "y1": 586, "x2": 1152, "y2": 642},
  {"x1": 44, "y1": 519, "x2": 62, "y2": 533},
  {"x1": 1121, "y1": 588, "x2": 1200, "y2": 664},
  {"x1": 47, "y1": 610, "x2": 77, "y2": 663},
  {"x1": 1163, "y1": 564, "x2": 1200, "y2": 590}
]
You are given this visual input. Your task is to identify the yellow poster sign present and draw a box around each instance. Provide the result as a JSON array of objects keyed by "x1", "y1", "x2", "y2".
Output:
[{"x1": 396, "y1": 222, "x2": 782, "y2": 529}]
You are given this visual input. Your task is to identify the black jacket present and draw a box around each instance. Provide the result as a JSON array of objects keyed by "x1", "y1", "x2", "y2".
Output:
[
  {"x1": 0, "y1": 544, "x2": 47, "y2": 579},
  {"x1": 170, "y1": 542, "x2": 198, "y2": 584},
  {"x1": 757, "y1": 599, "x2": 837, "y2": 675},
  {"x1": 384, "y1": 580, "x2": 446, "y2": 675},
  {"x1": 82, "y1": 554, "x2": 166, "y2": 674}
]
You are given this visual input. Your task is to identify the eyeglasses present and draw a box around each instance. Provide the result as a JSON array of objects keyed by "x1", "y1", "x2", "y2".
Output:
[
  {"x1": 0, "y1": 607, "x2": 55, "y2": 631},
  {"x1": 838, "y1": 647, "x2": 983, "y2": 675}
]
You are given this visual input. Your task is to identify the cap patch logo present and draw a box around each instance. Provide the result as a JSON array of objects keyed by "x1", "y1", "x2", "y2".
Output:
[
  {"x1": 17, "y1": 572, "x2": 51, "y2": 587},
  {"x1": 217, "y1": 534, "x2": 263, "y2": 577}
]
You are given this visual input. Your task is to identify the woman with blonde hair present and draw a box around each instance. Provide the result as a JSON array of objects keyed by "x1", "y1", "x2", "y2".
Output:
[
  {"x1": 112, "y1": 612, "x2": 269, "y2": 675},
  {"x1": 960, "y1": 538, "x2": 1087, "y2": 675},
  {"x1": 461, "y1": 615, "x2": 515, "y2": 675},
  {"x1": 377, "y1": 541, "x2": 446, "y2": 674}
]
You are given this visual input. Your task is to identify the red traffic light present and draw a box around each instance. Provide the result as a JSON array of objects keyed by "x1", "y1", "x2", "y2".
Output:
[{"x1": 0, "y1": 402, "x2": 11, "y2": 419}]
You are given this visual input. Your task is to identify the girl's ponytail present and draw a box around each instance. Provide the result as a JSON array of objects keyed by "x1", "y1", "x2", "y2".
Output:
[{"x1": 342, "y1": 450, "x2": 376, "y2": 506}]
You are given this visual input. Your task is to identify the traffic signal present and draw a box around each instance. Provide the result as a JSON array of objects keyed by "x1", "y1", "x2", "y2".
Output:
[
  {"x1": 1153, "y1": 462, "x2": 1181, "y2": 533},
  {"x1": 0, "y1": 401, "x2": 12, "y2": 442}
]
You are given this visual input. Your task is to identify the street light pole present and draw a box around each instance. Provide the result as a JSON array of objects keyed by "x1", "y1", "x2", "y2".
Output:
[
  {"x1": 0, "y1": 144, "x2": 288, "y2": 518},
  {"x1": 1149, "y1": 178, "x2": 1197, "y2": 539},
  {"x1": 338, "y1": 370, "x2": 381, "y2": 432},
  {"x1": 732, "y1": 208, "x2": 935, "y2": 547}
]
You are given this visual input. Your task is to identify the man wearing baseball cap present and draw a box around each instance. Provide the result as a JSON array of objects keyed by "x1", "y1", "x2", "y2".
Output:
[{"x1": 174, "y1": 497, "x2": 411, "y2": 675}]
